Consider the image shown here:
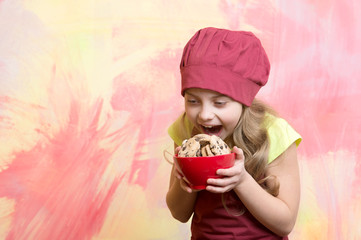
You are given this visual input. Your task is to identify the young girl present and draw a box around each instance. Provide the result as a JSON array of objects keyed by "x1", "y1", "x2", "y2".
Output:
[{"x1": 166, "y1": 27, "x2": 302, "y2": 240}]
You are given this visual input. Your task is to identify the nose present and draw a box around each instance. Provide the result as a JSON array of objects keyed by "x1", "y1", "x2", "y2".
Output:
[{"x1": 198, "y1": 105, "x2": 215, "y2": 122}]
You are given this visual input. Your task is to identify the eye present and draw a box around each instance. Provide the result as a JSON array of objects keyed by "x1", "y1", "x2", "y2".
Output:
[
  {"x1": 214, "y1": 100, "x2": 227, "y2": 106},
  {"x1": 215, "y1": 101, "x2": 225, "y2": 105},
  {"x1": 186, "y1": 99, "x2": 199, "y2": 104}
]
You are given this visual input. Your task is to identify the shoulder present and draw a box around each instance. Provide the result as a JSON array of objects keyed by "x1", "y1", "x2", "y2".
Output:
[{"x1": 264, "y1": 114, "x2": 302, "y2": 163}]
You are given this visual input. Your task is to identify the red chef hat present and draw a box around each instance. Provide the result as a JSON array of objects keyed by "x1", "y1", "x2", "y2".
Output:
[{"x1": 180, "y1": 27, "x2": 270, "y2": 106}]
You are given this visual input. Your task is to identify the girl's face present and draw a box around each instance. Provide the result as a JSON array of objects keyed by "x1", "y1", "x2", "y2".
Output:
[{"x1": 184, "y1": 88, "x2": 243, "y2": 140}]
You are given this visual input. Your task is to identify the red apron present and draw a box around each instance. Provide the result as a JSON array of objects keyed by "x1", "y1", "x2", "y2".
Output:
[{"x1": 191, "y1": 190, "x2": 288, "y2": 240}]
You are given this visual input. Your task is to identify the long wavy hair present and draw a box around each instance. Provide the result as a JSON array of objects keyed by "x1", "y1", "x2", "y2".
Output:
[{"x1": 225, "y1": 98, "x2": 279, "y2": 196}]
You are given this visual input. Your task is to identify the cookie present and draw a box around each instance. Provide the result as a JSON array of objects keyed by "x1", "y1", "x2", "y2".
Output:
[
  {"x1": 201, "y1": 144, "x2": 214, "y2": 157},
  {"x1": 178, "y1": 134, "x2": 231, "y2": 157},
  {"x1": 209, "y1": 135, "x2": 231, "y2": 155},
  {"x1": 178, "y1": 137, "x2": 200, "y2": 157}
]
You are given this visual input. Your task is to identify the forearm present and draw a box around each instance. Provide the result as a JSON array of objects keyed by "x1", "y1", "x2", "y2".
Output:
[
  {"x1": 166, "y1": 174, "x2": 197, "y2": 223},
  {"x1": 234, "y1": 173, "x2": 299, "y2": 236}
]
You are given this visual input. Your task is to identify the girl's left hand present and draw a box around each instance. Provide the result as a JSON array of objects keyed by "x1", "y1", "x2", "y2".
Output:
[{"x1": 206, "y1": 146, "x2": 248, "y2": 193}]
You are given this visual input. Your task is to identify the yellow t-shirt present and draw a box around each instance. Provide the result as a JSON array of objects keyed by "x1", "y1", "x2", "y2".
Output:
[{"x1": 168, "y1": 113, "x2": 302, "y2": 163}]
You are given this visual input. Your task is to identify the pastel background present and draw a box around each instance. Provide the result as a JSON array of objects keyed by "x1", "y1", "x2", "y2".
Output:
[{"x1": 0, "y1": 0, "x2": 360, "y2": 239}]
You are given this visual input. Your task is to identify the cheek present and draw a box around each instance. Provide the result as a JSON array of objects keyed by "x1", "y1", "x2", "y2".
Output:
[
  {"x1": 185, "y1": 107, "x2": 197, "y2": 123},
  {"x1": 224, "y1": 109, "x2": 242, "y2": 129},
  {"x1": 226, "y1": 118, "x2": 239, "y2": 130}
]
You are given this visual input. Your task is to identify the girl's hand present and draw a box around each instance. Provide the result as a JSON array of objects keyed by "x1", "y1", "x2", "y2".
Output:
[
  {"x1": 174, "y1": 146, "x2": 202, "y2": 194},
  {"x1": 206, "y1": 146, "x2": 248, "y2": 193}
]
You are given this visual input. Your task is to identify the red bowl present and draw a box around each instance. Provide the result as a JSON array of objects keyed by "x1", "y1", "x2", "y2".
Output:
[{"x1": 173, "y1": 153, "x2": 236, "y2": 190}]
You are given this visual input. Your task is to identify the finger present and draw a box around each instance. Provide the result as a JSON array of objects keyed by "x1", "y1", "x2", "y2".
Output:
[
  {"x1": 216, "y1": 161, "x2": 243, "y2": 176},
  {"x1": 174, "y1": 170, "x2": 182, "y2": 179},
  {"x1": 206, "y1": 184, "x2": 232, "y2": 194},
  {"x1": 216, "y1": 167, "x2": 235, "y2": 176},
  {"x1": 207, "y1": 175, "x2": 239, "y2": 193},
  {"x1": 209, "y1": 176, "x2": 235, "y2": 186},
  {"x1": 179, "y1": 178, "x2": 193, "y2": 193},
  {"x1": 175, "y1": 167, "x2": 184, "y2": 177},
  {"x1": 175, "y1": 146, "x2": 181, "y2": 155}
]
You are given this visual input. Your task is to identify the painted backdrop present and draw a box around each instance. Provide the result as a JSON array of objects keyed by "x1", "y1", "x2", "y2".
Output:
[{"x1": 0, "y1": 0, "x2": 360, "y2": 239}]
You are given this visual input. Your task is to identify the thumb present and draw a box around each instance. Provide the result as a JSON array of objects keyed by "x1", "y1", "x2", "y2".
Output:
[{"x1": 232, "y1": 146, "x2": 244, "y2": 161}]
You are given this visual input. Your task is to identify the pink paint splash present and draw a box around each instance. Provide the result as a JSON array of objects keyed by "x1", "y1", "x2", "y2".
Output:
[
  {"x1": 110, "y1": 47, "x2": 182, "y2": 189},
  {"x1": 221, "y1": 1, "x2": 361, "y2": 239},
  {"x1": 257, "y1": 2, "x2": 361, "y2": 239},
  {"x1": 224, "y1": 0, "x2": 361, "y2": 181},
  {"x1": 219, "y1": 0, "x2": 247, "y2": 30},
  {"x1": 218, "y1": 0, "x2": 276, "y2": 56},
  {"x1": 265, "y1": 2, "x2": 361, "y2": 158},
  {"x1": 1, "y1": 43, "x2": 182, "y2": 238},
  {"x1": 0, "y1": 91, "x2": 125, "y2": 239}
]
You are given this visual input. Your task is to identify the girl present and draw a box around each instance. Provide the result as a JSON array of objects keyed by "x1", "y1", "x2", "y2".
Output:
[{"x1": 166, "y1": 27, "x2": 302, "y2": 240}]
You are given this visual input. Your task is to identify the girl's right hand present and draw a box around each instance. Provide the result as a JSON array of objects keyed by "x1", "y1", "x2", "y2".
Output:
[{"x1": 174, "y1": 146, "x2": 202, "y2": 193}]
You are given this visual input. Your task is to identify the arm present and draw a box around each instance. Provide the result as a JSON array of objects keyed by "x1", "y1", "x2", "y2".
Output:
[
  {"x1": 166, "y1": 144, "x2": 198, "y2": 223},
  {"x1": 206, "y1": 143, "x2": 300, "y2": 236}
]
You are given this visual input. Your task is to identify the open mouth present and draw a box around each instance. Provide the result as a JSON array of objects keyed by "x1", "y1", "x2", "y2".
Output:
[{"x1": 201, "y1": 125, "x2": 222, "y2": 135}]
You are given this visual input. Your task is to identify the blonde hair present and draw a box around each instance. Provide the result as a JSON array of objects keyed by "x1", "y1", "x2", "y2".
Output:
[{"x1": 226, "y1": 98, "x2": 279, "y2": 196}]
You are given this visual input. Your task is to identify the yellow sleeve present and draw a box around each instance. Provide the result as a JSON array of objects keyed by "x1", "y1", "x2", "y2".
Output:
[
  {"x1": 266, "y1": 115, "x2": 302, "y2": 163},
  {"x1": 167, "y1": 113, "x2": 193, "y2": 146}
]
